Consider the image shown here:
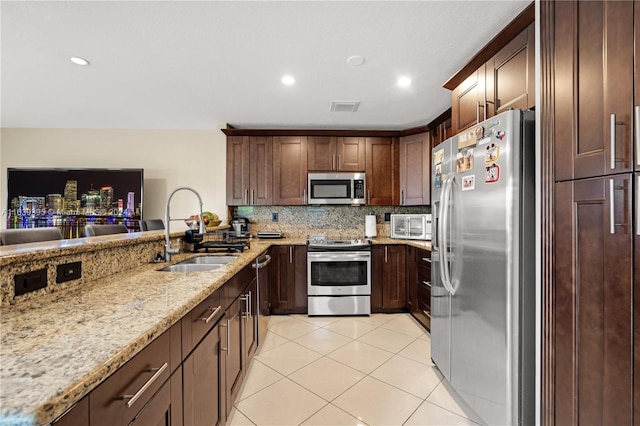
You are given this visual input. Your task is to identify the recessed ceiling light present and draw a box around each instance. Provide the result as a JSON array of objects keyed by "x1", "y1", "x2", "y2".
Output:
[
  {"x1": 70, "y1": 57, "x2": 90, "y2": 66},
  {"x1": 281, "y1": 75, "x2": 295, "y2": 85},
  {"x1": 347, "y1": 55, "x2": 365, "y2": 66},
  {"x1": 397, "y1": 76, "x2": 411, "y2": 88}
]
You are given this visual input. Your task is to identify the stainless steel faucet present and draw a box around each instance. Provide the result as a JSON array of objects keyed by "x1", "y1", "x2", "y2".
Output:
[{"x1": 164, "y1": 187, "x2": 205, "y2": 262}]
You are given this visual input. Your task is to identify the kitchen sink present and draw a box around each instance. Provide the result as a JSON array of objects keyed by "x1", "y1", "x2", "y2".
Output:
[
  {"x1": 158, "y1": 255, "x2": 238, "y2": 272},
  {"x1": 160, "y1": 263, "x2": 224, "y2": 273},
  {"x1": 180, "y1": 255, "x2": 238, "y2": 265}
]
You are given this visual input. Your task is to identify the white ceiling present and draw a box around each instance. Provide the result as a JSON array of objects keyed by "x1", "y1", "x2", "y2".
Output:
[{"x1": 1, "y1": 1, "x2": 531, "y2": 131}]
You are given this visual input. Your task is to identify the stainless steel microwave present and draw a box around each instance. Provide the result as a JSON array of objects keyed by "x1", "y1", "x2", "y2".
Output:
[{"x1": 307, "y1": 172, "x2": 366, "y2": 205}]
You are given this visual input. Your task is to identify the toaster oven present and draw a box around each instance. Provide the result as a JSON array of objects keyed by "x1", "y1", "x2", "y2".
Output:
[{"x1": 390, "y1": 214, "x2": 432, "y2": 240}]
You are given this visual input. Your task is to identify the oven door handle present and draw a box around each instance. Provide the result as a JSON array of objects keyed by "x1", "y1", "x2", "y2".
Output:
[{"x1": 308, "y1": 253, "x2": 371, "y2": 262}]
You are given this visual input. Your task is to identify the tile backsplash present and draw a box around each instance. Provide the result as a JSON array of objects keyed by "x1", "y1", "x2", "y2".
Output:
[{"x1": 233, "y1": 205, "x2": 430, "y2": 239}]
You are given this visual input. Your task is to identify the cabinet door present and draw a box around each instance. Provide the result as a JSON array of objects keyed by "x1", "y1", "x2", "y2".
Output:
[
  {"x1": 451, "y1": 68, "x2": 485, "y2": 134},
  {"x1": 415, "y1": 249, "x2": 432, "y2": 331},
  {"x1": 242, "y1": 277, "x2": 258, "y2": 364},
  {"x1": 249, "y1": 136, "x2": 273, "y2": 205},
  {"x1": 273, "y1": 136, "x2": 308, "y2": 205},
  {"x1": 555, "y1": 1, "x2": 634, "y2": 181},
  {"x1": 52, "y1": 396, "x2": 89, "y2": 426},
  {"x1": 336, "y1": 137, "x2": 365, "y2": 171},
  {"x1": 226, "y1": 136, "x2": 250, "y2": 205},
  {"x1": 371, "y1": 245, "x2": 406, "y2": 311},
  {"x1": 222, "y1": 297, "x2": 243, "y2": 417},
  {"x1": 365, "y1": 137, "x2": 399, "y2": 206},
  {"x1": 183, "y1": 323, "x2": 222, "y2": 426},
  {"x1": 555, "y1": 176, "x2": 632, "y2": 425},
  {"x1": 270, "y1": 245, "x2": 307, "y2": 314},
  {"x1": 308, "y1": 136, "x2": 335, "y2": 171},
  {"x1": 129, "y1": 372, "x2": 181, "y2": 426},
  {"x1": 485, "y1": 23, "x2": 535, "y2": 118},
  {"x1": 399, "y1": 133, "x2": 430, "y2": 206}
]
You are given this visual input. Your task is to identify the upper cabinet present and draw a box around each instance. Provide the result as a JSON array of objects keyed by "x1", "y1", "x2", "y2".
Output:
[
  {"x1": 445, "y1": 3, "x2": 535, "y2": 135},
  {"x1": 365, "y1": 137, "x2": 399, "y2": 206},
  {"x1": 554, "y1": 1, "x2": 635, "y2": 181},
  {"x1": 308, "y1": 136, "x2": 365, "y2": 171},
  {"x1": 399, "y1": 132, "x2": 430, "y2": 206},
  {"x1": 273, "y1": 136, "x2": 308, "y2": 205},
  {"x1": 226, "y1": 136, "x2": 273, "y2": 206}
]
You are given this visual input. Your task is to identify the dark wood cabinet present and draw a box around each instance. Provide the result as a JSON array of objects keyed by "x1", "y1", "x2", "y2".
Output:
[
  {"x1": 52, "y1": 396, "x2": 89, "y2": 426},
  {"x1": 407, "y1": 247, "x2": 431, "y2": 331},
  {"x1": 129, "y1": 369, "x2": 182, "y2": 426},
  {"x1": 554, "y1": 176, "x2": 633, "y2": 425},
  {"x1": 554, "y1": 1, "x2": 634, "y2": 181},
  {"x1": 242, "y1": 277, "x2": 258, "y2": 364},
  {"x1": 226, "y1": 136, "x2": 273, "y2": 205},
  {"x1": 308, "y1": 136, "x2": 365, "y2": 171},
  {"x1": 399, "y1": 132, "x2": 430, "y2": 206},
  {"x1": 485, "y1": 23, "x2": 535, "y2": 118},
  {"x1": 270, "y1": 245, "x2": 307, "y2": 314},
  {"x1": 273, "y1": 136, "x2": 308, "y2": 205},
  {"x1": 449, "y1": 16, "x2": 534, "y2": 136},
  {"x1": 430, "y1": 117, "x2": 452, "y2": 148},
  {"x1": 222, "y1": 293, "x2": 243, "y2": 418},
  {"x1": 365, "y1": 137, "x2": 399, "y2": 206},
  {"x1": 183, "y1": 322, "x2": 222, "y2": 426},
  {"x1": 451, "y1": 68, "x2": 485, "y2": 135},
  {"x1": 371, "y1": 245, "x2": 406, "y2": 311}
]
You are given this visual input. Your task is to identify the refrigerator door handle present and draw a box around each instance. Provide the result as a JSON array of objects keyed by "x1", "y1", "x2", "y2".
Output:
[
  {"x1": 439, "y1": 174, "x2": 455, "y2": 295},
  {"x1": 635, "y1": 106, "x2": 640, "y2": 166},
  {"x1": 636, "y1": 175, "x2": 640, "y2": 236}
]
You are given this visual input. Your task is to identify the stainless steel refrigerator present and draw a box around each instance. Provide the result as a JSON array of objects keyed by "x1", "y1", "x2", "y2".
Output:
[{"x1": 431, "y1": 109, "x2": 535, "y2": 425}]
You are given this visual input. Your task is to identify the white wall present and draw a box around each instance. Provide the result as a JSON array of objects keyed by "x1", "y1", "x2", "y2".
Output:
[{"x1": 0, "y1": 127, "x2": 228, "y2": 230}]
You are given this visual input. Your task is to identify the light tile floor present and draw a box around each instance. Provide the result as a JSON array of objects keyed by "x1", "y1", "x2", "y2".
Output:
[{"x1": 228, "y1": 314, "x2": 484, "y2": 426}]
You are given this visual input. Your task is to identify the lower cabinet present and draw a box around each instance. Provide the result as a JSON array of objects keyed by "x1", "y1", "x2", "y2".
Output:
[
  {"x1": 223, "y1": 295, "x2": 243, "y2": 418},
  {"x1": 183, "y1": 323, "x2": 222, "y2": 426},
  {"x1": 371, "y1": 245, "x2": 406, "y2": 311},
  {"x1": 270, "y1": 245, "x2": 308, "y2": 314},
  {"x1": 51, "y1": 396, "x2": 89, "y2": 426},
  {"x1": 129, "y1": 369, "x2": 183, "y2": 426},
  {"x1": 408, "y1": 247, "x2": 431, "y2": 331}
]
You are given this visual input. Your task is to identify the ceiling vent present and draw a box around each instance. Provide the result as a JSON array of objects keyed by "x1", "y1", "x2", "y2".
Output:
[{"x1": 330, "y1": 101, "x2": 360, "y2": 113}]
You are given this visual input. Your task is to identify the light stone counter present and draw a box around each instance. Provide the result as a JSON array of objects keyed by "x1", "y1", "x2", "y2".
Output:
[{"x1": 0, "y1": 233, "x2": 427, "y2": 425}]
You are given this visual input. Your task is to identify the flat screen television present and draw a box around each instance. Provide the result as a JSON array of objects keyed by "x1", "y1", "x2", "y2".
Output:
[{"x1": 6, "y1": 168, "x2": 144, "y2": 238}]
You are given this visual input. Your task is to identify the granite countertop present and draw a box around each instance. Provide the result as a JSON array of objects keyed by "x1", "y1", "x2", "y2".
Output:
[{"x1": 0, "y1": 235, "x2": 429, "y2": 425}]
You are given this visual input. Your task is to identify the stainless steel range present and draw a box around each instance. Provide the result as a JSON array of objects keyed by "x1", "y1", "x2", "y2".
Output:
[{"x1": 307, "y1": 236, "x2": 372, "y2": 316}]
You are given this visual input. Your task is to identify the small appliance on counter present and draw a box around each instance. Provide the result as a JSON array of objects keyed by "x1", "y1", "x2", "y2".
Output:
[
  {"x1": 390, "y1": 213, "x2": 432, "y2": 240},
  {"x1": 230, "y1": 216, "x2": 251, "y2": 236}
]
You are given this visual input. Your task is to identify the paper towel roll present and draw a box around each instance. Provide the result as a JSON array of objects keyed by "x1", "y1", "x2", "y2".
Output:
[{"x1": 365, "y1": 214, "x2": 377, "y2": 238}]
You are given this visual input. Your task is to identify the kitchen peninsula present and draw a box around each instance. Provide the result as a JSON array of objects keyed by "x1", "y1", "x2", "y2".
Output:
[{"x1": 0, "y1": 230, "x2": 429, "y2": 425}]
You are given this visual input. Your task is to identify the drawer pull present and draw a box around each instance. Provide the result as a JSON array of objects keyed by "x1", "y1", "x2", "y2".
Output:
[
  {"x1": 220, "y1": 319, "x2": 230, "y2": 355},
  {"x1": 199, "y1": 305, "x2": 222, "y2": 324},
  {"x1": 423, "y1": 310, "x2": 431, "y2": 318},
  {"x1": 122, "y1": 362, "x2": 168, "y2": 408},
  {"x1": 421, "y1": 257, "x2": 432, "y2": 263},
  {"x1": 422, "y1": 280, "x2": 432, "y2": 288}
]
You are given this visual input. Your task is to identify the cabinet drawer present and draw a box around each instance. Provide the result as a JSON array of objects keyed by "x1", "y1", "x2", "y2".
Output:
[
  {"x1": 417, "y1": 280, "x2": 431, "y2": 313},
  {"x1": 182, "y1": 290, "x2": 224, "y2": 358},
  {"x1": 415, "y1": 249, "x2": 432, "y2": 265},
  {"x1": 90, "y1": 331, "x2": 171, "y2": 426}
]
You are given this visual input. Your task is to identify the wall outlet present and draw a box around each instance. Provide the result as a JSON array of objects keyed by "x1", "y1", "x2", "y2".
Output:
[
  {"x1": 384, "y1": 212, "x2": 391, "y2": 221},
  {"x1": 56, "y1": 261, "x2": 82, "y2": 283},
  {"x1": 272, "y1": 212, "x2": 279, "y2": 222},
  {"x1": 14, "y1": 268, "x2": 47, "y2": 296}
]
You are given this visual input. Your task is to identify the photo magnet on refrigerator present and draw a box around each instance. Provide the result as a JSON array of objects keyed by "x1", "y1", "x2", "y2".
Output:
[
  {"x1": 485, "y1": 163, "x2": 500, "y2": 183},
  {"x1": 485, "y1": 143, "x2": 500, "y2": 163},
  {"x1": 462, "y1": 175, "x2": 475, "y2": 191}
]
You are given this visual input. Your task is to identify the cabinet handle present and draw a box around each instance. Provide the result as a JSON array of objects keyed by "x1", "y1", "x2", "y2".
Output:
[
  {"x1": 338, "y1": 155, "x2": 342, "y2": 170},
  {"x1": 610, "y1": 113, "x2": 624, "y2": 169},
  {"x1": 289, "y1": 246, "x2": 293, "y2": 263},
  {"x1": 384, "y1": 246, "x2": 388, "y2": 262},
  {"x1": 122, "y1": 362, "x2": 168, "y2": 408},
  {"x1": 332, "y1": 155, "x2": 336, "y2": 170},
  {"x1": 367, "y1": 190, "x2": 371, "y2": 205},
  {"x1": 251, "y1": 189, "x2": 255, "y2": 205},
  {"x1": 635, "y1": 106, "x2": 640, "y2": 166},
  {"x1": 423, "y1": 310, "x2": 431, "y2": 318},
  {"x1": 422, "y1": 280, "x2": 432, "y2": 288},
  {"x1": 422, "y1": 257, "x2": 431, "y2": 263},
  {"x1": 609, "y1": 178, "x2": 627, "y2": 234},
  {"x1": 401, "y1": 190, "x2": 404, "y2": 205},
  {"x1": 247, "y1": 291, "x2": 252, "y2": 320},
  {"x1": 199, "y1": 305, "x2": 222, "y2": 324},
  {"x1": 303, "y1": 189, "x2": 307, "y2": 204},
  {"x1": 239, "y1": 295, "x2": 249, "y2": 320},
  {"x1": 244, "y1": 189, "x2": 249, "y2": 205},
  {"x1": 220, "y1": 319, "x2": 230, "y2": 355}
]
